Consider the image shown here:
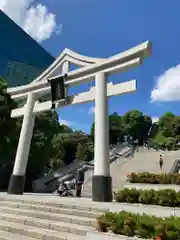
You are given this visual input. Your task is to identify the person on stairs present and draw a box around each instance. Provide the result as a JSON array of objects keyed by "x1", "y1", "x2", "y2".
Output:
[{"x1": 159, "y1": 154, "x2": 164, "y2": 171}]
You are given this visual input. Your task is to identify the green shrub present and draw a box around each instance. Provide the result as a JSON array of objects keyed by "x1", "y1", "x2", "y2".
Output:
[
  {"x1": 114, "y1": 188, "x2": 140, "y2": 203},
  {"x1": 114, "y1": 188, "x2": 180, "y2": 207},
  {"x1": 97, "y1": 211, "x2": 180, "y2": 239},
  {"x1": 135, "y1": 214, "x2": 157, "y2": 238},
  {"x1": 127, "y1": 172, "x2": 180, "y2": 185},
  {"x1": 157, "y1": 189, "x2": 179, "y2": 207},
  {"x1": 139, "y1": 189, "x2": 157, "y2": 205}
]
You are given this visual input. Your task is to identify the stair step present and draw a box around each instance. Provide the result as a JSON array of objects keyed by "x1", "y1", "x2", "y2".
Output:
[
  {"x1": 0, "y1": 197, "x2": 106, "y2": 212},
  {"x1": 0, "y1": 220, "x2": 86, "y2": 240},
  {"x1": 0, "y1": 201, "x2": 101, "y2": 219},
  {"x1": 0, "y1": 196, "x2": 104, "y2": 239},
  {"x1": 0, "y1": 207, "x2": 97, "y2": 228},
  {"x1": 0, "y1": 211, "x2": 95, "y2": 236},
  {"x1": 0, "y1": 230, "x2": 37, "y2": 240}
]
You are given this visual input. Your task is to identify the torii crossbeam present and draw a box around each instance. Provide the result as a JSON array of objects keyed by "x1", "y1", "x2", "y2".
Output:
[{"x1": 7, "y1": 41, "x2": 152, "y2": 202}]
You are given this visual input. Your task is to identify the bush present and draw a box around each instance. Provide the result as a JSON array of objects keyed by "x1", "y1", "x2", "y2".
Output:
[
  {"x1": 97, "y1": 211, "x2": 180, "y2": 239},
  {"x1": 114, "y1": 188, "x2": 140, "y2": 203},
  {"x1": 114, "y1": 188, "x2": 180, "y2": 207},
  {"x1": 127, "y1": 172, "x2": 180, "y2": 185}
]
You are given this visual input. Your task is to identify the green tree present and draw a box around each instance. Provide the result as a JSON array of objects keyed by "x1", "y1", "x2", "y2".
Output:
[
  {"x1": 171, "y1": 116, "x2": 180, "y2": 138},
  {"x1": 149, "y1": 134, "x2": 166, "y2": 149},
  {"x1": 158, "y1": 112, "x2": 175, "y2": 137},
  {"x1": 149, "y1": 112, "x2": 177, "y2": 150},
  {"x1": 75, "y1": 141, "x2": 94, "y2": 162},
  {"x1": 149, "y1": 123, "x2": 159, "y2": 139},
  {"x1": 122, "y1": 110, "x2": 143, "y2": 140},
  {"x1": 0, "y1": 78, "x2": 19, "y2": 189},
  {"x1": 122, "y1": 110, "x2": 152, "y2": 145},
  {"x1": 76, "y1": 143, "x2": 87, "y2": 162},
  {"x1": 165, "y1": 137, "x2": 177, "y2": 150},
  {"x1": 139, "y1": 115, "x2": 152, "y2": 144},
  {"x1": 48, "y1": 133, "x2": 66, "y2": 171},
  {"x1": 90, "y1": 122, "x2": 95, "y2": 140},
  {"x1": 0, "y1": 76, "x2": 8, "y2": 89},
  {"x1": 90, "y1": 112, "x2": 124, "y2": 145},
  {"x1": 109, "y1": 112, "x2": 123, "y2": 144},
  {"x1": 0, "y1": 77, "x2": 89, "y2": 190},
  {"x1": 150, "y1": 134, "x2": 177, "y2": 150},
  {"x1": 61, "y1": 132, "x2": 90, "y2": 164}
]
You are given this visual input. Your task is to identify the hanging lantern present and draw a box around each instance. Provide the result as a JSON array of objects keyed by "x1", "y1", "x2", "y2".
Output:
[{"x1": 48, "y1": 74, "x2": 68, "y2": 109}]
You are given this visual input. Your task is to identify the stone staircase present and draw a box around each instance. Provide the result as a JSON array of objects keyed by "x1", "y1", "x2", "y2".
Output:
[
  {"x1": 83, "y1": 149, "x2": 179, "y2": 197},
  {"x1": 123, "y1": 150, "x2": 177, "y2": 174},
  {"x1": 0, "y1": 150, "x2": 178, "y2": 239},
  {"x1": 0, "y1": 195, "x2": 105, "y2": 239}
]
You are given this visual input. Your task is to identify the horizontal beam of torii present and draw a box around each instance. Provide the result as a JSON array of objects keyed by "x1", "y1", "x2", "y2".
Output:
[
  {"x1": 10, "y1": 58, "x2": 140, "y2": 101},
  {"x1": 11, "y1": 80, "x2": 136, "y2": 118},
  {"x1": 7, "y1": 41, "x2": 152, "y2": 99}
]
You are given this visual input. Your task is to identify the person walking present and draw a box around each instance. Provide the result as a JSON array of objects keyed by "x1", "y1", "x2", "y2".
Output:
[
  {"x1": 159, "y1": 154, "x2": 164, "y2": 171},
  {"x1": 75, "y1": 168, "x2": 84, "y2": 197}
]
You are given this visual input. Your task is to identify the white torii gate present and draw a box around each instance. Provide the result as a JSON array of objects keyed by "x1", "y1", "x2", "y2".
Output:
[{"x1": 7, "y1": 41, "x2": 152, "y2": 202}]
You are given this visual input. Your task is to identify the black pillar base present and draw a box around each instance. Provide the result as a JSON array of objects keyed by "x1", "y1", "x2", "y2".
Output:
[
  {"x1": 7, "y1": 175, "x2": 25, "y2": 195},
  {"x1": 92, "y1": 175, "x2": 112, "y2": 202}
]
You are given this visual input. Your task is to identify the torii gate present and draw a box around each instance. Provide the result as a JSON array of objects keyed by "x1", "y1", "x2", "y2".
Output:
[{"x1": 6, "y1": 41, "x2": 152, "y2": 202}]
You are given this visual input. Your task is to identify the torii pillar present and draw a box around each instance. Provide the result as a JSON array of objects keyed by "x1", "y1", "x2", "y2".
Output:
[
  {"x1": 7, "y1": 93, "x2": 36, "y2": 194},
  {"x1": 92, "y1": 72, "x2": 112, "y2": 201}
]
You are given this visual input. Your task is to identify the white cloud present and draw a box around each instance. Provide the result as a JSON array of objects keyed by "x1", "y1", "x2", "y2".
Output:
[
  {"x1": 0, "y1": 0, "x2": 61, "y2": 42},
  {"x1": 151, "y1": 64, "x2": 180, "y2": 102},
  {"x1": 88, "y1": 106, "x2": 95, "y2": 115},
  {"x1": 151, "y1": 116, "x2": 159, "y2": 123},
  {"x1": 58, "y1": 116, "x2": 89, "y2": 133}
]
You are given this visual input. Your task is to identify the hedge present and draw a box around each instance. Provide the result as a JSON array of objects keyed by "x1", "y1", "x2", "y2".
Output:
[
  {"x1": 97, "y1": 211, "x2": 180, "y2": 239},
  {"x1": 114, "y1": 188, "x2": 180, "y2": 207},
  {"x1": 127, "y1": 172, "x2": 180, "y2": 184}
]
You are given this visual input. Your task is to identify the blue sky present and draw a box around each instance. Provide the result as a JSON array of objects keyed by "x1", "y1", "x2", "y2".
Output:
[{"x1": 2, "y1": 0, "x2": 180, "y2": 133}]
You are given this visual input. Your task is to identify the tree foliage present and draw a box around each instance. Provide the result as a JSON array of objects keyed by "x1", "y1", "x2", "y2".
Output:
[
  {"x1": 109, "y1": 112, "x2": 123, "y2": 144},
  {"x1": 76, "y1": 141, "x2": 94, "y2": 162},
  {"x1": 149, "y1": 112, "x2": 180, "y2": 150},
  {"x1": 90, "y1": 110, "x2": 152, "y2": 146},
  {"x1": 158, "y1": 112, "x2": 175, "y2": 137},
  {"x1": 0, "y1": 78, "x2": 20, "y2": 189},
  {"x1": 0, "y1": 77, "x2": 91, "y2": 191},
  {"x1": 122, "y1": 110, "x2": 152, "y2": 145},
  {"x1": 90, "y1": 110, "x2": 180, "y2": 150}
]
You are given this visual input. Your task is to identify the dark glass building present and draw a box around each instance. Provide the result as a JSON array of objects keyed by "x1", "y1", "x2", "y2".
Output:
[{"x1": 0, "y1": 10, "x2": 54, "y2": 87}]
